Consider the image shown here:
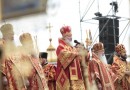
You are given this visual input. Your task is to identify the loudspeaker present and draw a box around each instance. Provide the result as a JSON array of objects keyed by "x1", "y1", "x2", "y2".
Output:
[{"x1": 99, "y1": 18, "x2": 119, "y2": 64}]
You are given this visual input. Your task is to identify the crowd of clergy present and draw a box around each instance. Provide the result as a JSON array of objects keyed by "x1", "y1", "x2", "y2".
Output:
[{"x1": 0, "y1": 24, "x2": 129, "y2": 90}]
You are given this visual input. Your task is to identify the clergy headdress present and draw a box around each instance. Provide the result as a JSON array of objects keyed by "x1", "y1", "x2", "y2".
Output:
[
  {"x1": 60, "y1": 25, "x2": 72, "y2": 37},
  {"x1": 115, "y1": 44, "x2": 126, "y2": 55},
  {"x1": 93, "y1": 42, "x2": 104, "y2": 53},
  {"x1": 19, "y1": 33, "x2": 33, "y2": 44},
  {"x1": 39, "y1": 52, "x2": 48, "y2": 59},
  {"x1": 0, "y1": 24, "x2": 14, "y2": 36}
]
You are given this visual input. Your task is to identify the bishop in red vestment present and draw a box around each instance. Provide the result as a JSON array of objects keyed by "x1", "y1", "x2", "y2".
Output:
[
  {"x1": 0, "y1": 23, "x2": 21, "y2": 90},
  {"x1": 111, "y1": 44, "x2": 130, "y2": 90},
  {"x1": 18, "y1": 33, "x2": 49, "y2": 90},
  {"x1": 88, "y1": 42, "x2": 116, "y2": 90},
  {"x1": 56, "y1": 26, "x2": 85, "y2": 90}
]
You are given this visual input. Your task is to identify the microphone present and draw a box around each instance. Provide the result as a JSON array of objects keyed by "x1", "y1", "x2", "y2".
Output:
[{"x1": 74, "y1": 40, "x2": 80, "y2": 44}]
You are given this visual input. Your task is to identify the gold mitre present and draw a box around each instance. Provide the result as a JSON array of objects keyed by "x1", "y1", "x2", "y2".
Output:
[
  {"x1": 115, "y1": 44, "x2": 126, "y2": 55},
  {"x1": 93, "y1": 42, "x2": 104, "y2": 52},
  {"x1": 19, "y1": 33, "x2": 33, "y2": 43},
  {"x1": 0, "y1": 24, "x2": 14, "y2": 35}
]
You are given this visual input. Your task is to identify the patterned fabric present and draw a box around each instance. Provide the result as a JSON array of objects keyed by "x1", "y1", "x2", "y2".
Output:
[
  {"x1": 58, "y1": 45, "x2": 77, "y2": 69},
  {"x1": 56, "y1": 69, "x2": 70, "y2": 90},
  {"x1": 29, "y1": 57, "x2": 49, "y2": 90},
  {"x1": 4, "y1": 54, "x2": 49, "y2": 90},
  {"x1": 56, "y1": 38, "x2": 85, "y2": 90},
  {"x1": 44, "y1": 64, "x2": 56, "y2": 81},
  {"x1": 43, "y1": 64, "x2": 56, "y2": 90},
  {"x1": 111, "y1": 55, "x2": 130, "y2": 90},
  {"x1": 0, "y1": 39, "x2": 23, "y2": 90},
  {"x1": 70, "y1": 80, "x2": 85, "y2": 90},
  {"x1": 88, "y1": 53, "x2": 116, "y2": 90},
  {"x1": 4, "y1": 56, "x2": 26, "y2": 90},
  {"x1": 28, "y1": 69, "x2": 39, "y2": 90}
]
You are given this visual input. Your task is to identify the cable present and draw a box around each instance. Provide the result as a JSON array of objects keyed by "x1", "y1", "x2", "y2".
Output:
[
  {"x1": 81, "y1": 0, "x2": 123, "y2": 26},
  {"x1": 90, "y1": 0, "x2": 124, "y2": 46},
  {"x1": 79, "y1": 0, "x2": 126, "y2": 45},
  {"x1": 106, "y1": 0, "x2": 117, "y2": 64},
  {"x1": 81, "y1": 0, "x2": 96, "y2": 21},
  {"x1": 112, "y1": 18, "x2": 116, "y2": 46},
  {"x1": 79, "y1": 0, "x2": 127, "y2": 64},
  {"x1": 121, "y1": 22, "x2": 130, "y2": 43},
  {"x1": 82, "y1": 0, "x2": 122, "y2": 43},
  {"x1": 82, "y1": 0, "x2": 92, "y2": 18},
  {"x1": 119, "y1": 21, "x2": 130, "y2": 37},
  {"x1": 91, "y1": 18, "x2": 111, "y2": 47},
  {"x1": 106, "y1": 0, "x2": 127, "y2": 64},
  {"x1": 91, "y1": 0, "x2": 124, "y2": 45},
  {"x1": 107, "y1": 52, "x2": 114, "y2": 64},
  {"x1": 107, "y1": 20, "x2": 130, "y2": 63},
  {"x1": 92, "y1": 26, "x2": 98, "y2": 40},
  {"x1": 119, "y1": 0, "x2": 123, "y2": 7}
]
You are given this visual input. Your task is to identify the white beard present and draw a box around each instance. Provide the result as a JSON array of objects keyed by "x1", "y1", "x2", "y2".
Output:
[
  {"x1": 98, "y1": 54, "x2": 108, "y2": 64},
  {"x1": 68, "y1": 41, "x2": 73, "y2": 46},
  {"x1": 65, "y1": 39, "x2": 73, "y2": 46}
]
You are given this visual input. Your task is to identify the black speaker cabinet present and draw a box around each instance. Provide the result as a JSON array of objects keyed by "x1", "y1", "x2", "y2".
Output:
[{"x1": 99, "y1": 18, "x2": 119, "y2": 64}]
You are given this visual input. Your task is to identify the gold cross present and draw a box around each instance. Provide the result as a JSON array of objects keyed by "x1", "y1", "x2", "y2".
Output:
[
  {"x1": 46, "y1": 23, "x2": 53, "y2": 39},
  {"x1": 46, "y1": 23, "x2": 53, "y2": 33}
]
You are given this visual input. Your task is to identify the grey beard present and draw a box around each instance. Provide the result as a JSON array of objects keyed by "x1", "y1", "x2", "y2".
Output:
[{"x1": 99, "y1": 54, "x2": 108, "y2": 64}]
